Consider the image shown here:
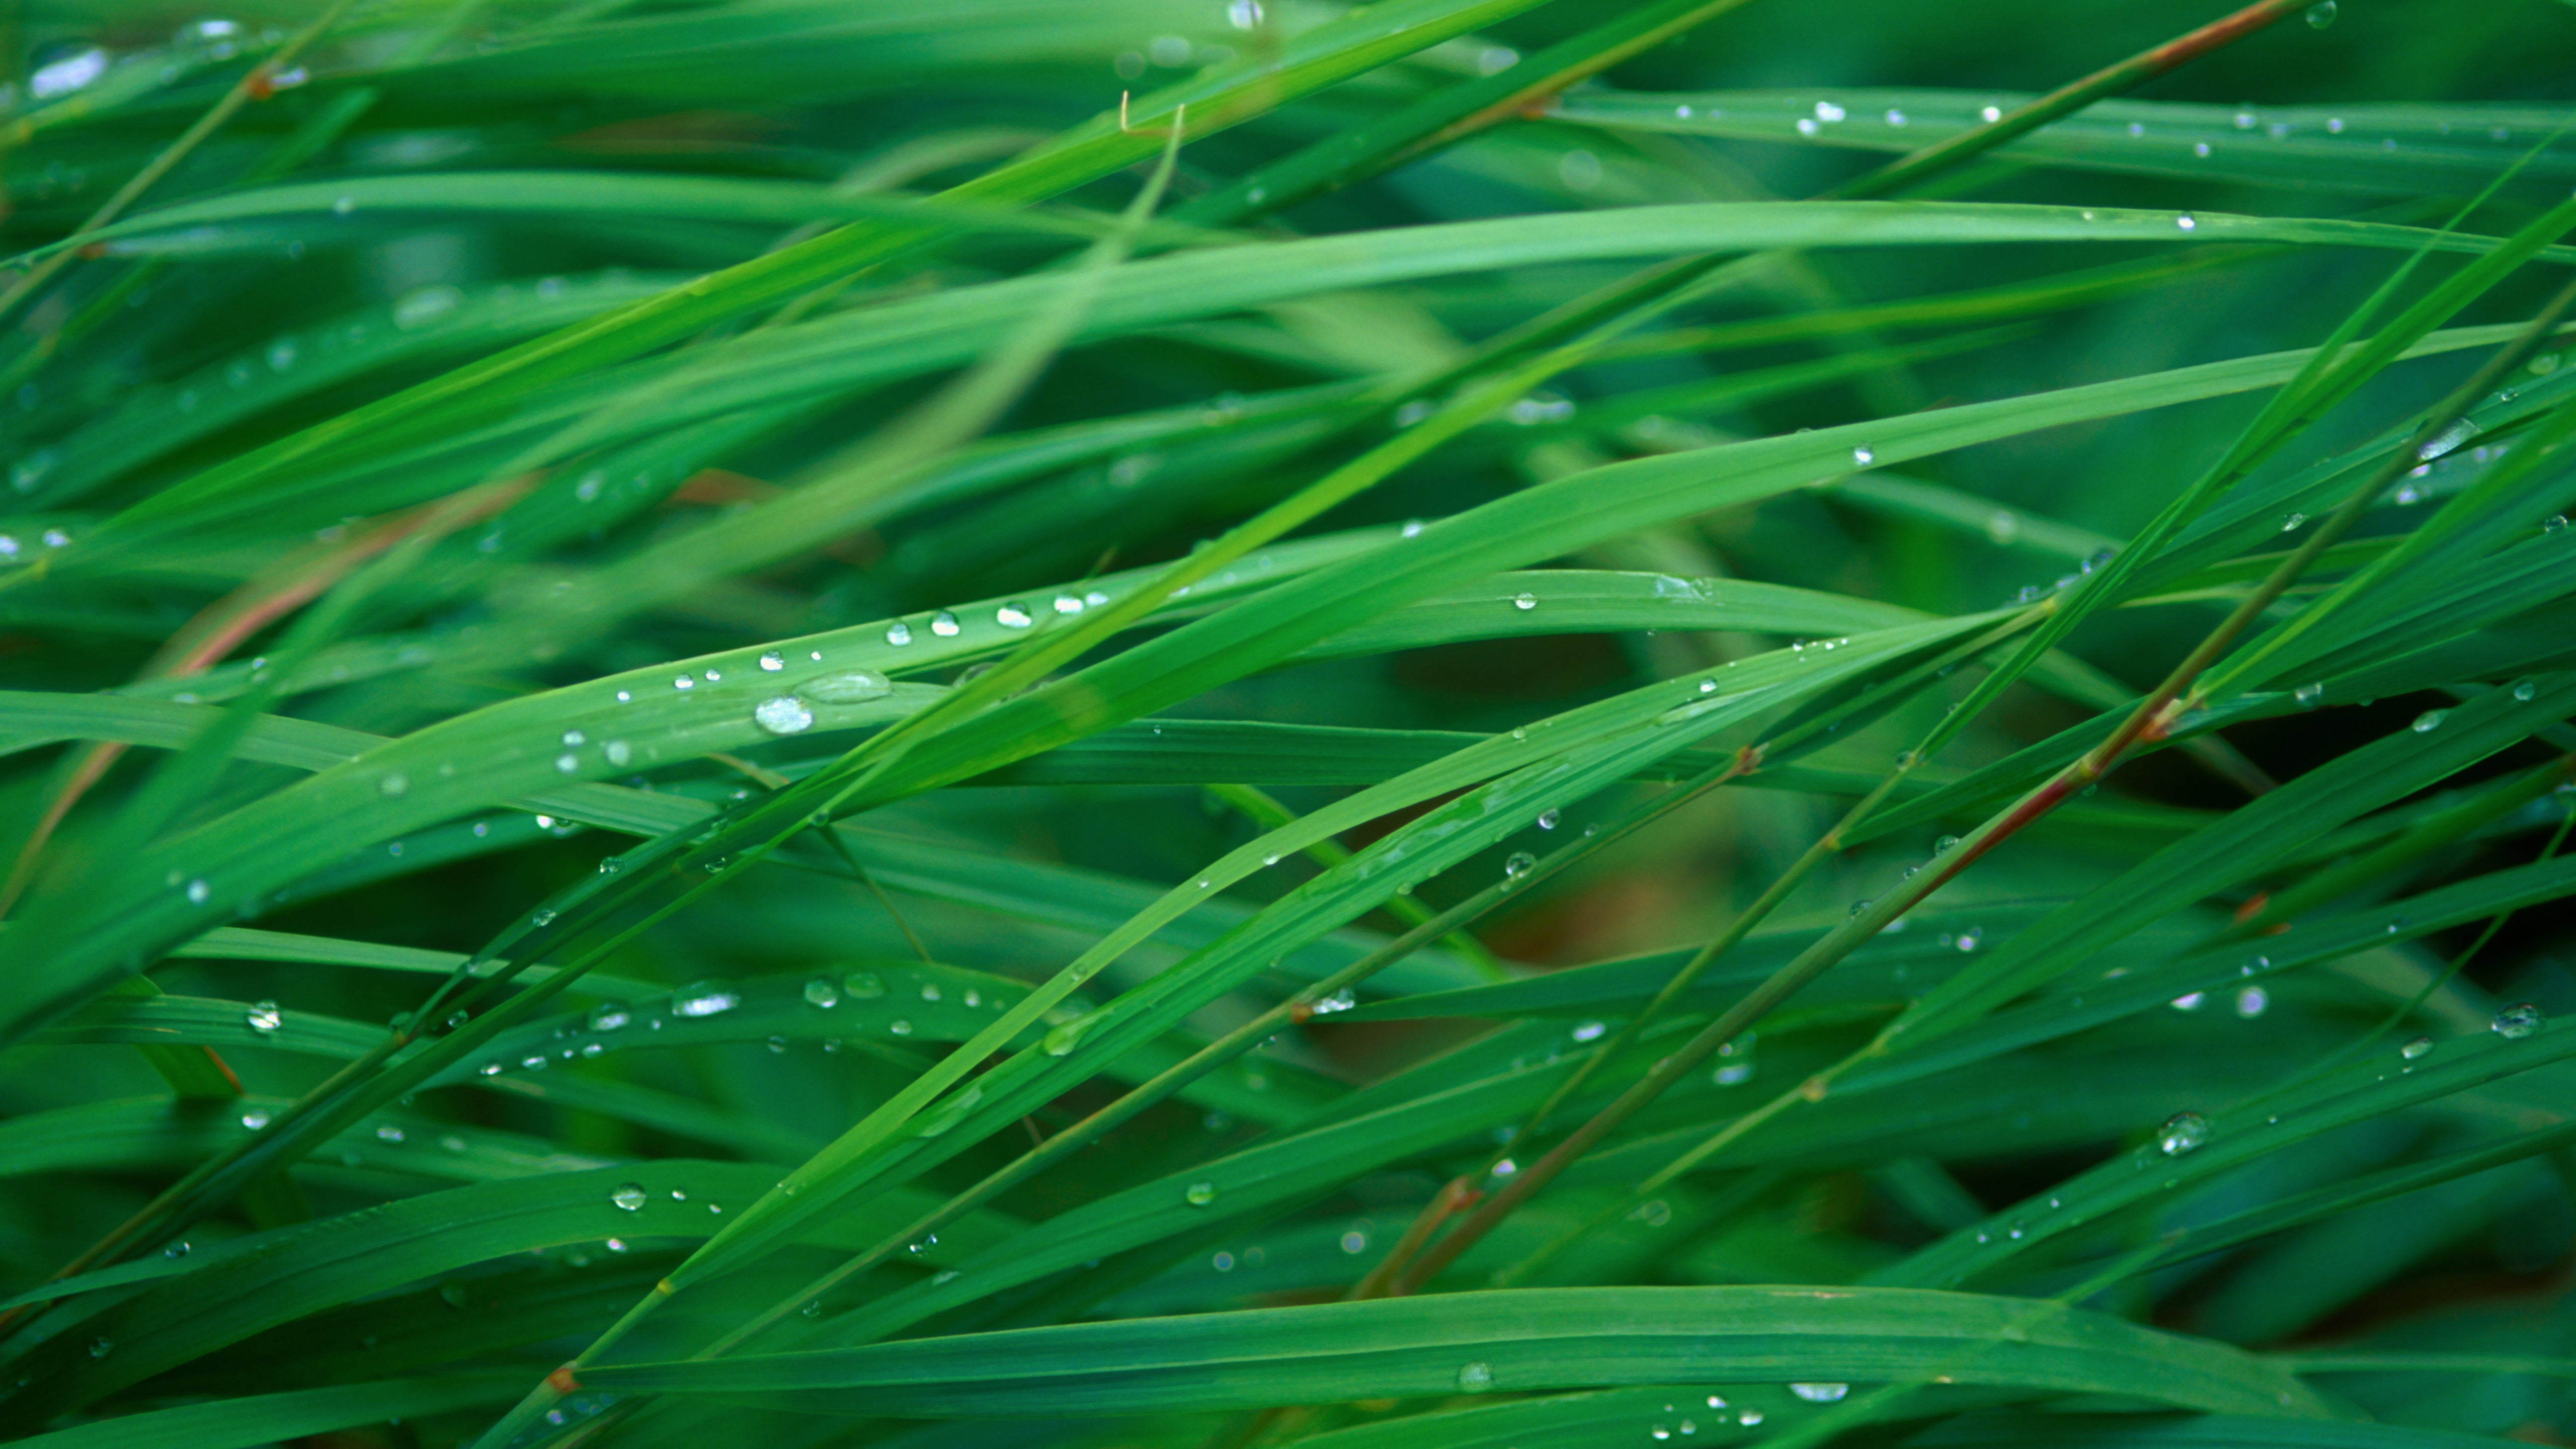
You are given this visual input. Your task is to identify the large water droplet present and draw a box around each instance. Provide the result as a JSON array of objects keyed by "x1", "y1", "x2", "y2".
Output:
[
  {"x1": 804, "y1": 978, "x2": 840, "y2": 1007},
  {"x1": 2493, "y1": 1002, "x2": 2545, "y2": 1039},
  {"x1": 2156, "y1": 1110, "x2": 2210, "y2": 1156},
  {"x1": 2305, "y1": 0, "x2": 2336, "y2": 26},
  {"x1": 1852, "y1": 445, "x2": 1875, "y2": 465},
  {"x1": 757, "y1": 650, "x2": 785, "y2": 672},
  {"x1": 672, "y1": 984, "x2": 740, "y2": 1018},
  {"x1": 1457, "y1": 1360, "x2": 1494, "y2": 1392},
  {"x1": 929, "y1": 610, "x2": 961, "y2": 637},
  {"x1": 611, "y1": 1182, "x2": 647, "y2": 1211},
  {"x1": 1185, "y1": 1180, "x2": 1218, "y2": 1206},
  {"x1": 1503, "y1": 850, "x2": 1537, "y2": 880},
  {"x1": 886, "y1": 620, "x2": 914, "y2": 646},
  {"x1": 2294, "y1": 682, "x2": 2324, "y2": 708},
  {"x1": 1791, "y1": 1383, "x2": 1849, "y2": 1403},
  {"x1": 2400, "y1": 1035, "x2": 2434, "y2": 1060},
  {"x1": 246, "y1": 1000, "x2": 281, "y2": 1034},
  {"x1": 2417, "y1": 417, "x2": 2481, "y2": 462},
  {"x1": 393, "y1": 285, "x2": 463, "y2": 330},
  {"x1": 804, "y1": 670, "x2": 890, "y2": 704},
  {"x1": 753, "y1": 695, "x2": 815, "y2": 736},
  {"x1": 2411, "y1": 709, "x2": 2447, "y2": 733},
  {"x1": 843, "y1": 971, "x2": 887, "y2": 999},
  {"x1": 996, "y1": 602, "x2": 1034, "y2": 628}
]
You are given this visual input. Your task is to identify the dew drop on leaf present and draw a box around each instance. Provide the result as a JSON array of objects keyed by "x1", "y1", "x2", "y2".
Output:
[
  {"x1": 611, "y1": 1183, "x2": 647, "y2": 1211},
  {"x1": 753, "y1": 695, "x2": 814, "y2": 735},
  {"x1": 2493, "y1": 1002, "x2": 2545, "y2": 1039},
  {"x1": 804, "y1": 670, "x2": 889, "y2": 703},
  {"x1": 1791, "y1": 1383, "x2": 1849, "y2": 1402},
  {"x1": 2156, "y1": 1110, "x2": 2210, "y2": 1156}
]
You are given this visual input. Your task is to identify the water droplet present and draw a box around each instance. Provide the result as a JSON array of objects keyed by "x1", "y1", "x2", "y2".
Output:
[
  {"x1": 2156, "y1": 1110, "x2": 2210, "y2": 1156},
  {"x1": 241, "y1": 1108, "x2": 272, "y2": 1130},
  {"x1": 2170, "y1": 992, "x2": 2205, "y2": 1012},
  {"x1": 673, "y1": 674, "x2": 695, "y2": 691},
  {"x1": 1796, "y1": 117, "x2": 1820, "y2": 137},
  {"x1": 1572, "y1": 1021, "x2": 1607, "y2": 1043},
  {"x1": 164, "y1": 1240, "x2": 190, "y2": 1259},
  {"x1": 2175, "y1": 213, "x2": 2197, "y2": 230},
  {"x1": 1537, "y1": 809, "x2": 1560, "y2": 830},
  {"x1": 2400, "y1": 1035, "x2": 2434, "y2": 1060},
  {"x1": 1814, "y1": 100, "x2": 1845, "y2": 122},
  {"x1": 1512, "y1": 591, "x2": 1538, "y2": 611},
  {"x1": 88, "y1": 1337, "x2": 112, "y2": 1359},
  {"x1": 995, "y1": 602, "x2": 1034, "y2": 629},
  {"x1": 672, "y1": 984, "x2": 740, "y2": 1017},
  {"x1": 393, "y1": 285, "x2": 463, "y2": 329},
  {"x1": 2295, "y1": 682, "x2": 2324, "y2": 708},
  {"x1": 2234, "y1": 986, "x2": 2269, "y2": 1018},
  {"x1": 890, "y1": 1019, "x2": 914, "y2": 1036},
  {"x1": 885, "y1": 620, "x2": 914, "y2": 647},
  {"x1": 843, "y1": 971, "x2": 886, "y2": 999},
  {"x1": 2513, "y1": 680, "x2": 2538, "y2": 702},
  {"x1": 1791, "y1": 1383, "x2": 1849, "y2": 1403},
  {"x1": 2193, "y1": 141, "x2": 2213, "y2": 157},
  {"x1": 246, "y1": 1000, "x2": 281, "y2": 1034},
  {"x1": 2411, "y1": 709, "x2": 2447, "y2": 733},
  {"x1": 753, "y1": 695, "x2": 815, "y2": 736},
  {"x1": 2493, "y1": 1002, "x2": 2545, "y2": 1038},
  {"x1": 756, "y1": 650, "x2": 785, "y2": 673},
  {"x1": 2418, "y1": 417, "x2": 2481, "y2": 461},
  {"x1": 803, "y1": 669, "x2": 890, "y2": 705},
  {"x1": 2305, "y1": 0, "x2": 2336, "y2": 24},
  {"x1": 186, "y1": 878, "x2": 212, "y2": 905},
  {"x1": 611, "y1": 1182, "x2": 647, "y2": 1211},
  {"x1": 1739, "y1": 1410, "x2": 1764, "y2": 1427},
  {"x1": 2281, "y1": 511, "x2": 2306, "y2": 531},
  {"x1": 1852, "y1": 445, "x2": 1875, "y2": 465},
  {"x1": 1503, "y1": 850, "x2": 1537, "y2": 880},
  {"x1": 1985, "y1": 510, "x2": 2020, "y2": 544},
  {"x1": 1933, "y1": 835, "x2": 1961, "y2": 856},
  {"x1": 1848, "y1": 899, "x2": 1874, "y2": 920},
  {"x1": 1185, "y1": 1181, "x2": 1218, "y2": 1206}
]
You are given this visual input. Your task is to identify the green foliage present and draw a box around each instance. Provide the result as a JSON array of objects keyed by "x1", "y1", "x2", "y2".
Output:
[{"x1": 2, "y1": 2, "x2": 2574, "y2": 1447}]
